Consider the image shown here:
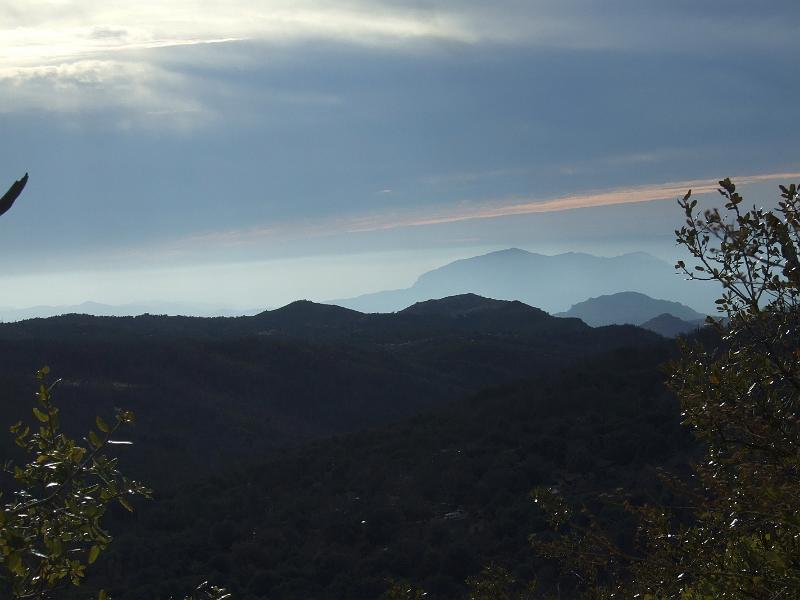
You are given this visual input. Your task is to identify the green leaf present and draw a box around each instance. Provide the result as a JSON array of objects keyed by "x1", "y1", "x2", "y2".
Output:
[
  {"x1": 118, "y1": 497, "x2": 134, "y2": 512},
  {"x1": 88, "y1": 545, "x2": 101, "y2": 564},
  {"x1": 96, "y1": 416, "x2": 110, "y2": 433},
  {"x1": 48, "y1": 537, "x2": 63, "y2": 557},
  {"x1": 33, "y1": 407, "x2": 49, "y2": 423},
  {"x1": 7, "y1": 551, "x2": 24, "y2": 576},
  {"x1": 88, "y1": 430, "x2": 102, "y2": 449}
]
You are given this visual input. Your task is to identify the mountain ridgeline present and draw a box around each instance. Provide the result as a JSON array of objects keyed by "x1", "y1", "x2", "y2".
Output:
[
  {"x1": 332, "y1": 248, "x2": 716, "y2": 314},
  {"x1": 557, "y1": 291, "x2": 708, "y2": 336},
  {"x1": 0, "y1": 294, "x2": 663, "y2": 486},
  {"x1": 0, "y1": 300, "x2": 256, "y2": 322},
  {"x1": 0, "y1": 249, "x2": 712, "y2": 323}
]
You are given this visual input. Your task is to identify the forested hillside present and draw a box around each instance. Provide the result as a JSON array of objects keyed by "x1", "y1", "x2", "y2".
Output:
[
  {"x1": 77, "y1": 335, "x2": 694, "y2": 599},
  {"x1": 0, "y1": 291, "x2": 682, "y2": 599},
  {"x1": 0, "y1": 295, "x2": 661, "y2": 485}
]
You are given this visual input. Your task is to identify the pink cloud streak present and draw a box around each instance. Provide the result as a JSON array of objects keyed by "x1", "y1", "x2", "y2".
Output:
[
  {"x1": 344, "y1": 171, "x2": 800, "y2": 233},
  {"x1": 141, "y1": 171, "x2": 800, "y2": 257}
]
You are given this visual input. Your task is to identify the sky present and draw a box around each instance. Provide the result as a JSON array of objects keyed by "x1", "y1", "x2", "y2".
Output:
[{"x1": 0, "y1": 1, "x2": 798, "y2": 311}]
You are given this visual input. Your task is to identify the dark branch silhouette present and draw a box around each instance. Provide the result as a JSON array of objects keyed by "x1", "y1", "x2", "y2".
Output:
[{"x1": 0, "y1": 172, "x2": 28, "y2": 217}]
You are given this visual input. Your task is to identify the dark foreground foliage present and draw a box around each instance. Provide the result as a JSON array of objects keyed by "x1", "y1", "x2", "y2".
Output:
[{"x1": 74, "y1": 338, "x2": 695, "y2": 599}]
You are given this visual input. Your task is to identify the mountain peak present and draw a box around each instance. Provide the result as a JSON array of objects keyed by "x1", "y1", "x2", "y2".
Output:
[
  {"x1": 640, "y1": 312, "x2": 705, "y2": 338},
  {"x1": 475, "y1": 247, "x2": 538, "y2": 261},
  {"x1": 558, "y1": 292, "x2": 706, "y2": 327},
  {"x1": 257, "y1": 300, "x2": 363, "y2": 322},
  {"x1": 275, "y1": 299, "x2": 356, "y2": 311},
  {"x1": 491, "y1": 247, "x2": 531, "y2": 256},
  {"x1": 400, "y1": 293, "x2": 508, "y2": 317},
  {"x1": 331, "y1": 247, "x2": 716, "y2": 314}
]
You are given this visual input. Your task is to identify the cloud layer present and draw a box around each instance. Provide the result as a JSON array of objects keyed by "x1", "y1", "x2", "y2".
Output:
[{"x1": 2, "y1": 1, "x2": 797, "y2": 118}]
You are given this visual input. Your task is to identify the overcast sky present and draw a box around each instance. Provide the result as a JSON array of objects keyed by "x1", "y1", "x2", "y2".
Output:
[{"x1": 0, "y1": 1, "x2": 798, "y2": 309}]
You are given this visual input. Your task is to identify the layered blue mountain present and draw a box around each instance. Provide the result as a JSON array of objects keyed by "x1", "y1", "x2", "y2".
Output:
[
  {"x1": 640, "y1": 313, "x2": 706, "y2": 337},
  {"x1": 332, "y1": 248, "x2": 716, "y2": 314},
  {"x1": 556, "y1": 291, "x2": 706, "y2": 326}
]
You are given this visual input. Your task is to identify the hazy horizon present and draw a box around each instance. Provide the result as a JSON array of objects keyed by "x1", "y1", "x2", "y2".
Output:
[{"x1": 0, "y1": 244, "x2": 723, "y2": 320}]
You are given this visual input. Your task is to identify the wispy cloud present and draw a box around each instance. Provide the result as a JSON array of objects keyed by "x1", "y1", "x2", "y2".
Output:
[
  {"x1": 341, "y1": 172, "x2": 800, "y2": 232},
  {"x1": 143, "y1": 172, "x2": 800, "y2": 256},
  {"x1": 5, "y1": 2, "x2": 793, "y2": 69},
  {"x1": 0, "y1": 2, "x2": 466, "y2": 120},
  {"x1": 423, "y1": 150, "x2": 705, "y2": 188},
  {"x1": 0, "y1": 3, "x2": 469, "y2": 70},
  {"x1": 0, "y1": 59, "x2": 208, "y2": 126}
]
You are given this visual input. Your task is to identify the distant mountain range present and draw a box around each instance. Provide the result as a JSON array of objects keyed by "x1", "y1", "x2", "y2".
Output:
[
  {"x1": 0, "y1": 301, "x2": 257, "y2": 322},
  {"x1": 3, "y1": 248, "x2": 717, "y2": 322},
  {"x1": 331, "y1": 248, "x2": 717, "y2": 314}
]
